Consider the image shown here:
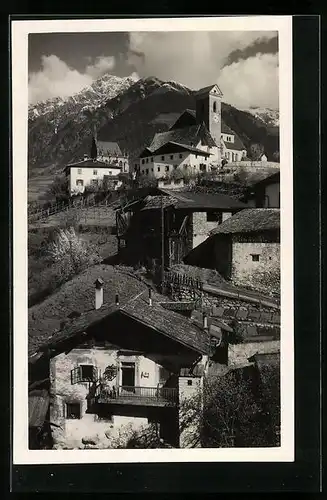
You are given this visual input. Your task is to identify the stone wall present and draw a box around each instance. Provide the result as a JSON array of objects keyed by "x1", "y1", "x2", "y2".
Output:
[
  {"x1": 228, "y1": 340, "x2": 280, "y2": 367},
  {"x1": 231, "y1": 239, "x2": 280, "y2": 294}
]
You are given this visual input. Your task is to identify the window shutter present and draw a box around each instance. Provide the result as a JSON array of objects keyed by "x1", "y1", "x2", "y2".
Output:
[
  {"x1": 71, "y1": 366, "x2": 81, "y2": 385},
  {"x1": 92, "y1": 366, "x2": 98, "y2": 382}
]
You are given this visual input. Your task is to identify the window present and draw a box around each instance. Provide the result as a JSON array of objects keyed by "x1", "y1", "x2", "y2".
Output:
[
  {"x1": 170, "y1": 155, "x2": 174, "y2": 160},
  {"x1": 151, "y1": 157, "x2": 153, "y2": 162},
  {"x1": 179, "y1": 153, "x2": 183, "y2": 159},
  {"x1": 151, "y1": 168, "x2": 154, "y2": 172},
  {"x1": 76, "y1": 179, "x2": 84, "y2": 186},
  {"x1": 157, "y1": 167, "x2": 161, "y2": 172},
  {"x1": 66, "y1": 402, "x2": 81, "y2": 419},
  {"x1": 200, "y1": 164, "x2": 207, "y2": 172},
  {"x1": 109, "y1": 171, "x2": 112, "y2": 175},
  {"x1": 213, "y1": 101, "x2": 217, "y2": 113},
  {"x1": 141, "y1": 159, "x2": 145, "y2": 164},
  {"x1": 251, "y1": 254, "x2": 260, "y2": 262},
  {"x1": 165, "y1": 165, "x2": 170, "y2": 172},
  {"x1": 146, "y1": 168, "x2": 149, "y2": 174},
  {"x1": 195, "y1": 154, "x2": 198, "y2": 159},
  {"x1": 187, "y1": 379, "x2": 193, "y2": 386},
  {"x1": 71, "y1": 365, "x2": 97, "y2": 384},
  {"x1": 93, "y1": 169, "x2": 98, "y2": 175},
  {"x1": 146, "y1": 158, "x2": 149, "y2": 163},
  {"x1": 77, "y1": 168, "x2": 82, "y2": 174},
  {"x1": 161, "y1": 155, "x2": 165, "y2": 161},
  {"x1": 207, "y1": 211, "x2": 222, "y2": 223}
]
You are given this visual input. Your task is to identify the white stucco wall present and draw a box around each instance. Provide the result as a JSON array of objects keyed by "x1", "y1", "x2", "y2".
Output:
[
  {"x1": 139, "y1": 141, "x2": 220, "y2": 179},
  {"x1": 69, "y1": 165, "x2": 122, "y2": 194}
]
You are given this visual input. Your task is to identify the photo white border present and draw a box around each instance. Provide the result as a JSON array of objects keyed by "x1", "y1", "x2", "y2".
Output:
[{"x1": 12, "y1": 15, "x2": 294, "y2": 465}]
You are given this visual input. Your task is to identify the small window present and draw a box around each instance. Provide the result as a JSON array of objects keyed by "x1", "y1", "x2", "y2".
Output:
[
  {"x1": 251, "y1": 254, "x2": 260, "y2": 262},
  {"x1": 157, "y1": 167, "x2": 161, "y2": 172},
  {"x1": 146, "y1": 168, "x2": 149, "y2": 174},
  {"x1": 213, "y1": 101, "x2": 217, "y2": 113},
  {"x1": 161, "y1": 155, "x2": 165, "y2": 161},
  {"x1": 76, "y1": 179, "x2": 84, "y2": 186},
  {"x1": 195, "y1": 154, "x2": 198, "y2": 159},
  {"x1": 207, "y1": 211, "x2": 222, "y2": 223},
  {"x1": 170, "y1": 155, "x2": 174, "y2": 160},
  {"x1": 151, "y1": 168, "x2": 154, "y2": 172},
  {"x1": 146, "y1": 158, "x2": 149, "y2": 163},
  {"x1": 80, "y1": 364, "x2": 95, "y2": 381},
  {"x1": 187, "y1": 379, "x2": 193, "y2": 386},
  {"x1": 151, "y1": 157, "x2": 153, "y2": 162},
  {"x1": 77, "y1": 168, "x2": 82, "y2": 174},
  {"x1": 66, "y1": 402, "x2": 81, "y2": 419},
  {"x1": 179, "y1": 153, "x2": 183, "y2": 159},
  {"x1": 141, "y1": 159, "x2": 145, "y2": 164},
  {"x1": 93, "y1": 169, "x2": 98, "y2": 175},
  {"x1": 165, "y1": 165, "x2": 170, "y2": 172}
]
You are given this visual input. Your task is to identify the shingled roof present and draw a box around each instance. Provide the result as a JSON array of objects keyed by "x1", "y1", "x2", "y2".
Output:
[
  {"x1": 142, "y1": 190, "x2": 248, "y2": 211},
  {"x1": 148, "y1": 123, "x2": 216, "y2": 152},
  {"x1": 29, "y1": 264, "x2": 209, "y2": 358},
  {"x1": 65, "y1": 159, "x2": 111, "y2": 169},
  {"x1": 36, "y1": 289, "x2": 209, "y2": 356},
  {"x1": 210, "y1": 208, "x2": 280, "y2": 235}
]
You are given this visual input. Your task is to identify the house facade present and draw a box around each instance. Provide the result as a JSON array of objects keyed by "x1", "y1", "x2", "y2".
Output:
[
  {"x1": 138, "y1": 141, "x2": 211, "y2": 180},
  {"x1": 65, "y1": 158, "x2": 122, "y2": 195},
  {"x1": 34, "y1": 285, "x2": 213, "y2": 449},
  {"x1": 184, "y1": 209, "x2": 280, "y2": 294},
  {"x1": 220, "y1": 122, "x2": 247, "y2": 163}
]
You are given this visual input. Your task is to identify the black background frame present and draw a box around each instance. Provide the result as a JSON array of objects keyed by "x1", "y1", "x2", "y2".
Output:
[{"x1": 5, "y1": 13, "x2": 322, "y2": 493}]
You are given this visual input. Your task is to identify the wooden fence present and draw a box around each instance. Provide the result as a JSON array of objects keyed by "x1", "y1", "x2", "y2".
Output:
[{"x1": 28, "y1": 195, "x2": 120, "y2": 224}]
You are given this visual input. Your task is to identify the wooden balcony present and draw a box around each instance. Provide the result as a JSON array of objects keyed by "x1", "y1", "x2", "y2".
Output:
[{"x1": 93, "y1": 385, "x2": 178, "y2": 407}]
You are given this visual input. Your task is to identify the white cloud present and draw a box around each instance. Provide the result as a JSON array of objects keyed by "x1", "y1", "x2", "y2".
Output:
[
  {"x1": 128, "y1": 31, "x2": 278, "y2": 108},
  {"x1": 29, "y1": 54, "x2": 116, "y2": 104},
  {"x1": 219, "y1": 53, "x2": 279, "y2": 109}
]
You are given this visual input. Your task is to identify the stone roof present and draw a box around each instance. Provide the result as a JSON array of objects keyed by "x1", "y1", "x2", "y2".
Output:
[
  {"x1": 210, "y1": 208, "x2": 280, "y2": 235},
  {"x1": 142, "y1": 190, "x2": 248, "y2": 211},
  {"x1": 149, "y1": 123, "x2": 216, "y2": 152}
]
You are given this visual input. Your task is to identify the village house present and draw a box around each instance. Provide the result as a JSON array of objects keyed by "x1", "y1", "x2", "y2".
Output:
[
  {"x1": 243, "y1": 171, "x2": 280, "y2": 208},
  {"x1": 116, "y1": 189, "x2": 248, "y2": 267},
  {"x1": 220, "y1": 122, "x2": 247, "y2": 163},
  {"x1": 95, "y1": 139, "x2": 130, "y2": 174},
  {"x1": 64, "y1": 157, "x2": 123, "y2": 195},
  {"x1": 28, "y1": 278, "x2": 233, "y2": 449},
  {"x1": 184, "y1": 208, "x2": 280, "y2": 294}
]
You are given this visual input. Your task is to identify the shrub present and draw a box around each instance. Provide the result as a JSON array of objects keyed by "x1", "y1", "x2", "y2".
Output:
[{"x1": 47, "y1": 227, "x2": 102, "y2": 279}]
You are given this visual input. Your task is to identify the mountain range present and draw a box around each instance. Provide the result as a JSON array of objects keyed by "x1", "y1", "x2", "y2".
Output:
[{"x1": 28, "y1": 74, "x2": 280, "y2": 175}]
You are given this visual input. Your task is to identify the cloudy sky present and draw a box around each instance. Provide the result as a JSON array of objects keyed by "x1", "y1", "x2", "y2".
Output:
[{"x1": 28, "y1": 31, "x2": 279, "y2": 109}]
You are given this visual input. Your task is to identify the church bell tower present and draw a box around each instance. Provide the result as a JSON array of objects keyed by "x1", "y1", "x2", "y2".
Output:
[{"x1": 195, "y1": 84, "x2": 223, "y2": 163}]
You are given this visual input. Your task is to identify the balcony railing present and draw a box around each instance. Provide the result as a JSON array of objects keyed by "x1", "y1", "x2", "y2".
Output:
[{"x1": 94, "y1": 385, "x2": 178, "y2": 407}]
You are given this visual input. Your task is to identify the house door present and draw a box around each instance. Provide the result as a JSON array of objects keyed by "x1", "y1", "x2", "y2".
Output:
[{"x1": 121, "y1": 362, "x2": 135, "y2": 393}]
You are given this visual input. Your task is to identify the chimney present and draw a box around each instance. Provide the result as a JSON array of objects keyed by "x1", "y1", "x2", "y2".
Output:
[
  {"x1": 115, "y1": 293, "x2": 119, "y2": 306},
  {"x1": 84, "y1": 153, "x2": 88, "y2": 160},
  {"x1": 148, "y1": 287, "x2": 152, "y2": 306},
  {"x1": 203, "y1": 312, "x2": 208, "y2": 330},
  {"x1": 94, "y1": 278, "x2": 104, "y2": 310}
]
